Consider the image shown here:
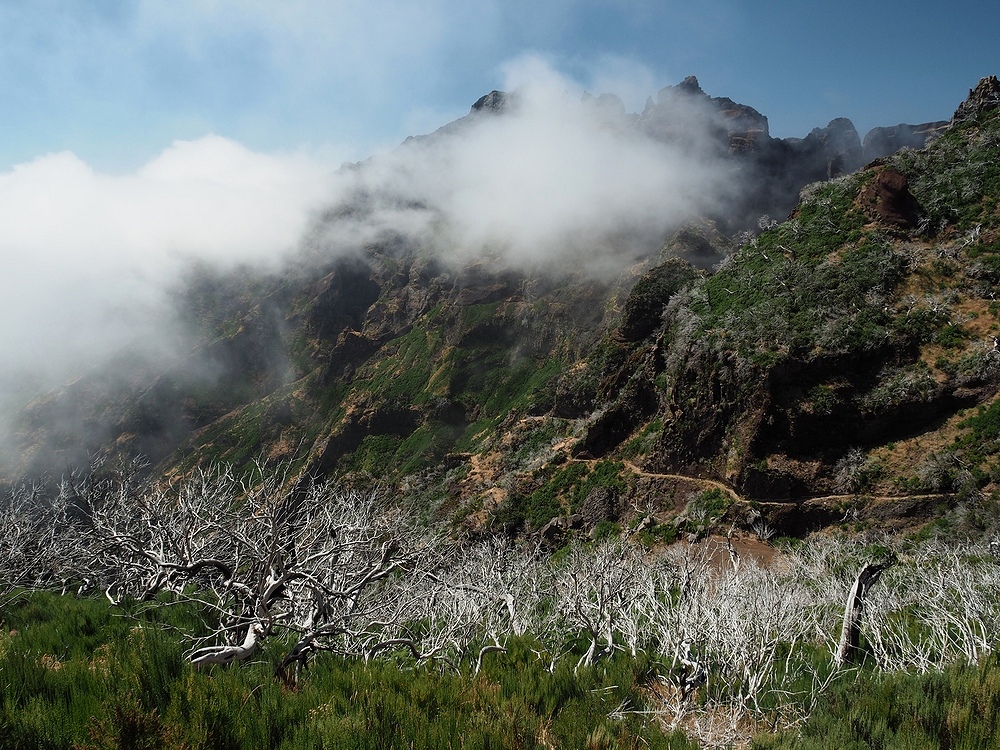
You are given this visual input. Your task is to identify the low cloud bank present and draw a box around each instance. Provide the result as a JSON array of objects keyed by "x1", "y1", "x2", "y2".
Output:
[
  {"x1": 0, "y1": 58, "x2": 737, "y2": 472},
  {"x1": 0, "y1": 135, "x2": 335, "y2": 459}
]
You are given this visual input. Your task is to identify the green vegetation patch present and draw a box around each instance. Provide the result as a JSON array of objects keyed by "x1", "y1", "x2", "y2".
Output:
[
  {"x1": 361, "y1": 325, "x2": 443, "y2": 405},
  {"x1": 697, "y1": 184, "x2": 904, "y2": 364},
  {"x1": 755, "y1": 653, "x2": 1000, "y2": 750},
  {"x1": 621, "y1": 417, "x2": 664, "y2": 458},
  {"x1": 683, "y1": 488, "x2": 732, "y2": 527},
  {"x1": 0, "y1": 593, "x2": 692, "y2": 750},
  {"x1": 858, "y1": 362, "x2": 938, "y2": 415},
  {"x1": 893, "y1": 113, "x2": 1000, "y2": 231},
  {"x1": 500, "y1": 459, "x2": 627, "y2": 531},
  {"x1": 953, "y1": 398, "x2": 1000, "y2": 469},
  {"x1": 890, "y1": 306, "x2": 952, "y2": 343}
]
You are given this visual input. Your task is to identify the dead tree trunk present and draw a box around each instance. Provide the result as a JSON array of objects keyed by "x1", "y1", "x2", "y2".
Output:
[{"x1": 835, "y1": 554, "x2": 896, "y2": 666}]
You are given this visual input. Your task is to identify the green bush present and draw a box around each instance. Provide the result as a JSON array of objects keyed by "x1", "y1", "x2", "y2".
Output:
[
  {"x1": 684, "y1": 488, "x2": 732, "y2": 526},
  {"x1": 697, "y1": 184, "x2": 904, "y2": 364}
]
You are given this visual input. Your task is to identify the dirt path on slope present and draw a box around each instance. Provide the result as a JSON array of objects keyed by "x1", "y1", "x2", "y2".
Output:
[{"x1": 565, "y1": 456, "x2": 953, "y2": 534}]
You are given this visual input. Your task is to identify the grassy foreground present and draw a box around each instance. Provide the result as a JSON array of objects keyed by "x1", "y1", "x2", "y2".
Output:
[
  {"x1": 0, "y1": 592, "x2": 694, "y2": 750},
  {"x1": 755, "y1": 654, "x2": 1000, "y2": 750},
  {"x1": 4, "y1": 590, "x2": 1000, "y2": 749}
]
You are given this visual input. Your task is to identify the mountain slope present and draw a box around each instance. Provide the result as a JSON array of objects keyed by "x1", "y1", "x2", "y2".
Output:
[
  {"x1": 7, "y1": 77, "x2": 998, "y2": 542},
  {"x1": 581, "y1": 75, "x2": 1000, "y2": 530}
]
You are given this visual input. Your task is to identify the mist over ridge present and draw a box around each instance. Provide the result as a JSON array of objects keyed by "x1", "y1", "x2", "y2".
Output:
[
  {"x1": 314, "y1": 58, "x2": 738, "y2": 274},
  {"x1": 0, "y1": 60, "x2": 735, "y2": 410},
  {"x1": 0, "y1": 59, "x2": 959, "y2": 477}
]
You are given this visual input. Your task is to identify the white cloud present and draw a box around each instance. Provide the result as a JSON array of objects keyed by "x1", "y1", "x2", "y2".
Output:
[
  {"x1": 0, "y1": 135, "x2": 334, "y2": 387},
  {"x1": 313, "y1": 57, "x2": 733, "y2": 272}
]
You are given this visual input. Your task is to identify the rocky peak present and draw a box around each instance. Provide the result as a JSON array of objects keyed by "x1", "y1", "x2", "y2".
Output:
[
  {"x1": 641, "y1": 76, "x2": 769, "y2": 153},
  {"x1": 649, "y1": 76, "x2": 707, "y2": 106},
  {"x1": 802, "y1": 117, "x2": 864, "y2": 177},
  {"x1": 716, "y1": 97, "x2": 770, "y2": 147},
  {"x1": 471, "y1": 90, "x2": 512, "y2": 115},
  {"x1": 952, "y1": 75, "x2": 1000, "y2": 124},
  {"x1": 676, "y1": 75, "x2": 704, "y2": 96}
]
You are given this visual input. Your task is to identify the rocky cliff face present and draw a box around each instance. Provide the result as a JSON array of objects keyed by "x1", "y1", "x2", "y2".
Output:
[
  {"x1": 863, "y1": 121, "x2": 949, "y2": 162},
  {"x1": 582, "y1": 78, "x2": 1000, "y2": 515},
  {"x1": 9, "y1": 77, "x2": 997, "y2": 541}
]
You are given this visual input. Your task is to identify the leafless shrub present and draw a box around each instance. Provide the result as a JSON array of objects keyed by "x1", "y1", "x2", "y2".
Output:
[
  {"x1": 752, "y1": 520, "x2": 776, "y2": 542},
  {"x1": 7, "y1": 458, "x2": 1000, "y2": 746},
  {"x1": 834, "y1": 448, "x2": 883, "y2": 493}
]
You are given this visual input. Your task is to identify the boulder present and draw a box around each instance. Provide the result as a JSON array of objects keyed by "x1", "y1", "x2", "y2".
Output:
[
  {"x1": 859, "y1": 165, "x2": 921, "y2": 228},
  {"x1": 578, "y1": 487, "x2": 620, "y2": 527},
  {"x1": 539, "y1": 513, "x2": 585, "y2": 541}
]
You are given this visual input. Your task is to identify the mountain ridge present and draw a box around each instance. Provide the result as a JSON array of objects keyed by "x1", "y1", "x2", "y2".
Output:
[{"x1": 6, "y1": 76, "x2": 999, "y2": 543}]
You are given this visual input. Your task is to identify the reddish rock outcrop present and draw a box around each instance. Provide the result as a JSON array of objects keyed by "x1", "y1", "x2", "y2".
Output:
[{"x1": 859, "y1": 165, "x2": 921, "y2": 228}]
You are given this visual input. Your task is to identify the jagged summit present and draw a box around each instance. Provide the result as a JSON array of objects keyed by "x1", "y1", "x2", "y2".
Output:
[
  {"x1": 458, "y1": 76, "x2": 941, "y2": 179},
  {"x1": 643, "y1": 75, "x2": 770, "y2": 142},
  {"x1": 953, "y1": 74, "x2": 1000, "y2": 123},
  {"x1": 674, "y1": 74, "x2": 705, "y2": 96},
  {"x1": 407, "y1": 76, "x2": 913, "y2": 231}
]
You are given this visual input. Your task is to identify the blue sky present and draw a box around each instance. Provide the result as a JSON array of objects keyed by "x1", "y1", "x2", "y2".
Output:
[{"x1": 0, "y1": 0, "x2": 996, "y2": 172}]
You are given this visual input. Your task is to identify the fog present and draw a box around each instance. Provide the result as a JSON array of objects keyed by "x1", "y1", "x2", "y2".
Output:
[
  {"x1": 315, "y1": 57, "x2": 734, "y2": 272},
  {"x1": 0, "y1": 134, "x2": 334, "y2": 373},
  {"x1": 0, "y1": 58, "x2": 738, "y2": 473},
  {"x1": 0, "y1": 135, "x2": 336, "y2": 470}
]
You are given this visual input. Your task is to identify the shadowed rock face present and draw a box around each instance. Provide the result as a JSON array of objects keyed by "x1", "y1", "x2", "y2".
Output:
[
  {"x1": 863, "y1": 121, "x2": 949, "y2": 162},
  {"x1": 798, "y1": 117, "x2": 865, "y2": 178}
]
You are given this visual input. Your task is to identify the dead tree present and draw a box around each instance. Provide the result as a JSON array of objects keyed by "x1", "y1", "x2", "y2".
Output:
[
  {"x1": 61, "y1": 460, "x2": 438, "y2": 677},
  {"x1": 0, "y1": 481, "x2": 50, "y2": 604},
  {"x1": 391, "y1": 538, "x2": 546, "y2": 673},
  {"x1": 677, "y1": 638, "x2": 707, "y2": 701},
  {"x1": 549, "y1": 537, "x2": 646, "y2": 670},
  {"x1": 85, "y1": 466, "x2": 238, "y2": 603},
  {"x1": 183, "y1": 477, "x2": 433, "y2": 674},
  {"x1": 0, "y1": 478, "x2": 97, "y2": 600},
  {"x1": 835, "y1": 552, "x2": 896, "y2": 666},
  {"x1": 863, "y1": 540, "x2": 1000, "y2": 671}
]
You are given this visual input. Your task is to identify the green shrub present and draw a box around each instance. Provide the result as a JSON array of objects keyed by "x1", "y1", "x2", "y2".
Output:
[
  {"x1": 683, "y1": 488, "x2": 732, "y2": 526},
  {"x1": 591, "y1": 520, "x2": 622, "y2": 542},
  {"x1": 755, "y1": 654, "x2": 1000, "y2": 750}
]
